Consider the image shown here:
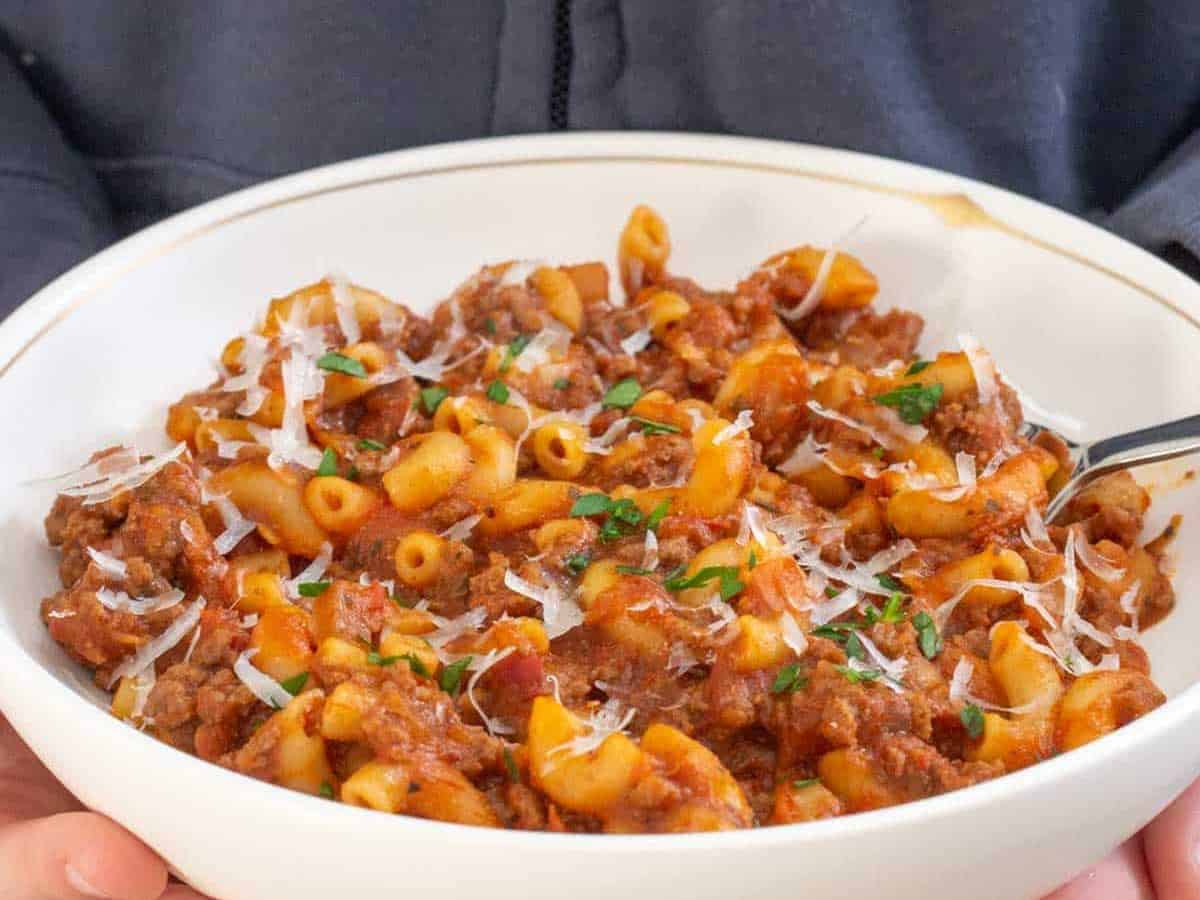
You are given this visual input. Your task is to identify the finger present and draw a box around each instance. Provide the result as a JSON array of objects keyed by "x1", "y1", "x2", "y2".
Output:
[
  {"x1": 1143, "y1": 778, "x2": 1200, "y2": 900},
  {"x1": 0, "y1": 811, "x2": 168, "y2": 900},
  {"x1": 1043, "y1": 837, "x2": 1154, "y2": 900}
]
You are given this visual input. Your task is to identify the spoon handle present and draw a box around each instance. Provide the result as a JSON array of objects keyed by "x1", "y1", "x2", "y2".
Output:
[{"x1": 1046, "y1": 413, "x2": 1200, "y2": 521}]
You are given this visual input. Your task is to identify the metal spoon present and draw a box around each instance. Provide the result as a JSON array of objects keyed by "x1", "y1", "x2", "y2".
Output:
[{"x1": 1021, "y1": 414, "x2": 1200, "y2": 522}]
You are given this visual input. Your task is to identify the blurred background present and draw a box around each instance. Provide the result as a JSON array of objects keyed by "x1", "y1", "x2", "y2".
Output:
[{"x1": 2, "y1": 1, "x2": 1199, "y2": 315}]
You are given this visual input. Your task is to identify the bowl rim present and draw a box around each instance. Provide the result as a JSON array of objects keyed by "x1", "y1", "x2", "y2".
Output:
[{"x1": 2, "y1": 130, "x2": 1198, "y2": 851}]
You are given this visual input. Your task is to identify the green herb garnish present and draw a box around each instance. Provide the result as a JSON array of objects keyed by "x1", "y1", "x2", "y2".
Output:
[
  {"x1": 645, "y1": 499, "x2": 671, "y2": 531},
  {"x1": 616, "y1": 565, "x2": 655, "y2": 576},
  {"x1": 880, "y1": 592, "x2": 905, "y2": 623},
  {"x1": 486, "y1": 380, "x2": 510, "y2": 404},
  {"x1": 792, "y1": 778, "x2": 819, "y2": 790},
  {"x1": 836, "y1": 665, "x2": 881, "y2": 684},
  {"x1": 317, "y1": 351, "x2": 367, "y2": 378},
  {"x1": 960, "y1": 704, "x2": 985, "y2": 739},
  {"x1": 356, "y1": 438, "x2": 387, "y2": 451},
  {"x1": 771, "y1": 663, "x2": 808, "y2": 694},
  {"x1": 824, "y1": 585, "x2": 841, "y2": 599},
  {"x1": 279, "y1": 672, "x2": 309, "y2": 696},
  {"x1": 565, "y1": 552, "x2": 591, "y2": 575},
  {"x1": 297, "y1": 581, "x2": 331, "y2": 597},
  {"x1": 569, "y1": 493, "x2": 613, "y2": 518},
  {"x1": 873, "y1": 382, "x2": 944, "y2": 425},
  {"x1": 602, "y1": 378, "x2": 642, "y2": 410},
  {"x1": 420, "y1": 386, "x2": 449, "y2": 415},
  {"x1": 747, "y1": 549, "x2": 758, "y2": 570},
  {"x1": 316, "y1": 447, "x2": 338, "y2": 477},
  {"x1": 483, "y1": 318, "x2": 497, "y2": 335},
  {"x1": 876, "y1": 573, "x2": 905, "y2": 592},
  {"x1": 366, "y1": 651, "x2": 401, "y2": 667},
  {"x1": 319, "y1": 780, "x2": 335, "y2": 799},
  {"x1": 912, "y1": 611, "x2": 943, "y2": 659},
  {"x1": 665, "y1": 566, "x2": 743, "y2": 602},
  {"x1": 499, "y1": 333, "x2": 532, "y2": 373},
  {"x1": 439, "y1": 656, "x2": 472, "y2": 695},
  {"x1": 503, "y1": 747, "x2": 521, "y2": 783},
  {"x1": 905, "y1": 359, "x2": 932, "y2": 376},
  {"x1": 631, "y1": 415, "x2": 681, "y2": 436},
  {"x1": 844, "y1": 632, "x2": 866, "y2": 661},
  {"x1": 553, "y1": 377, "x2": 570, "y2": 390}
]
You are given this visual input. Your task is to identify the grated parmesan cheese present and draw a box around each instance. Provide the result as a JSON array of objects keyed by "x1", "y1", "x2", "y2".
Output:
[
  {"x1": 515, "y1": 322, "x2": 573, "y2": 373},
  {"x1": 107, "y1": 596, "x2": 206, "y2": 688},
  {"x1": 284, "y1": 542, "x2": 332, "y2": 600},
  {"x1": 1070, "y1": 525, "x2": 1125, "y2": 582},
  {"x1": 503, "y1": 569, "x2": 584, "y2": 639},
  {"x1": 780, "y1": 612, "x2": 809, "y2": 657},
  {"x1": 712, "y1": 410, "x2": 754, "y2": 446},
  {"x1": 441, "y1": 514, "x2": 483, "y2": 542},
  {"x1": 545, "y1": 700, "x2": 636, "y2": 768},
  {"x1": 205, "y1": 490, "x2": 257, "y2": 555},
  {"x1": 619, "y1": 328, "x2": 652, "y2": 356},
  {"x1": 641, "y1": 529, "x2": 660, "y2": 571},
  {"x1": 778, "y1": 434, "x2": 830, "y2": 476},
  {"x1": 467, "y1": 646, "x2": 516, "y2": 735},
  {"x1": 234, "y1": 648, "x2": 295, "y2": 709},
  {"x1": 87, "y1": 547, "x2": 127, "y2": 579},
  {"x1": 806, "y1": 400, "x2": 925, "y2": 450},
  {"x1": 55, "y1": 444, "x2": 187, "y2": 506},
  {"x1": 930, "y1": 452, "x2": 977, "y2": 501},
  {"x1": 327, "y1": 272, "x2": 362, "y2": 345},
  {"x1": 809, "y1": 587, "x2": 862, "y2": 626},
  {"x1": 96, "y1": 587, "x2": 185, "y2": 616}
]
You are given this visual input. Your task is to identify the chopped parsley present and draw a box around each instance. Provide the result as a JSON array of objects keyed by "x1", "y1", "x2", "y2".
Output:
[
  {"x1": 792, "y1": 778, "x2": 819, "y2": 790},
  {"x1": 420, "y1": 386, "x2": 449, "y2": 415},
  {"x1": 503, "y1": 746, "x2": 521, "y2": 783},
  {"x1": 483, "y1": 317, "x2": 497, "y2": 335},
  {"x1": 873, "y1": 382, "x2": 944, "y2": 425},
  {"x1": 401, "y1": 653, "x2": 431, "y2": 677},
  {"x1": 876, "y1": 573, "x2": 905, "y2": 592},
  {"x1": 905, "y1": 359, "x2": 932, "y2": 376},
  {"x1": 879, "y1": 592, "x2": 905, "y2": 623},
  {"x1": 553, "y1": 377, "x2": 571, "y2": 390},
  {"x1": 356, "y1": 438, "x2": 387, "y2": 452},
  {"x1": 811, "y1": 621, "x2": 864, "y2": 642},
  {"x1": 439, "y1": 656, "x2": 472, "y2": 695},
  {"x1": 568, "y1": 492, "x2": 646, "y2": 542},
  {"x1": 836, "y1": 665, "x2": 881, "y2": 684},
  {"x1": 319, "y1": 780, "x2": 335, "y2": 800},
  {"x1": 297, "y1": 581, "x2": 331, "y2": 598},
  {"x1": 631, "y1": 415, "x2": 681, "y2": 436},
  {"x1": 960, "y1": 704, "x2": 985, "y2": 739},
  {"x1": 316, "y1": 351, "x2": 367, "y2": 378},
  {"x1": 665, "y1": 566, "x2": 743, "y2": 602},
  {"x1": 824, "y1": 585, "x2": 843, "y2": 599},
  {"x1": 844, "y1": 631, "x2": 866, "y2": 661},
  {"x1": 600, "y1": 498, "x2": 643, "y2": 542},
  {"x1": 872, "y1": 446, "x2": 886, "y2": 459},
  {"x1": 316, "y1": 447, "x2": 338, "y2": 477},
  {"x1": 279, "y1": 672, "x2": 309, "y2": 696},
  {"x1": 346, "y1": 464, "x2": 360, "y2": 482},
  {"x1": 912, "y1": 611, "x2": 943, "y2": 659},
  {"x1": 616, "y1": 565, "x2": 655, "y2": 576},
  {"x1": 645, "y1": 499, "x2": 671, "y2": 531},
  {"x1": 486, "y1": 379, "x2": 510, "y2": 404},
  {"x1": 747, "y1": 549, "x2": 758, "y2": 570},
  {"x1": 602, "y1": 377, "x2": 642, "y2": 410},
  {"x1": 771, "y1": 663, "x2": 808, "y2": 694},
  {"x1": 366, "y1": 651, "x2": 401, "y2": 667},
  {"x1": 564, "y1": 552, "x2": 591, "y2": 575},
  {"x1": 499, "y1": 333, "x2": 532, "y2": 373},
  {"x1": 569, "y1": 493, "x2": 613, "y2": 518}
]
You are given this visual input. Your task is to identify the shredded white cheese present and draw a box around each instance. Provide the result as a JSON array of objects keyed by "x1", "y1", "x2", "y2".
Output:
[
  {"x1": 441, "y1": 514, "x2": 483, "y2": 542},
  {"x1": 327, "y1": 272, "x2": 362, "y2": 345},
  {"x1": 806, "y1": 400, "x2": 925, "y2": 450},
  {"x1": 515, "y1": 322, "x2": 573, "y2": 373},
  {"x1": 778, "y1": 434, "x2": 830, "y2": 476},
  {"x1": 205, "y1": 490, "x2": 257, "y2": 555},
  {"x1": 234, "y1": 648, "x2": 295, "y2": 710},
  {"x1": 96, "y1": 587, "x2": 185, "y2": 616},
  {"x1": 284, "y1": 542, "x2": 332, "y2": 600},
  {"x1": 712, "y1": 410, "x2": 754, "y2": 446},
  {"x1": 545, "y1": 700, "x2": 637, "y2": 768},
  {"x1": 424, "y1": 608, "x2": 488, "y2": 660},
  {"x1": 930, "y1": 451, "x2": 977, "y2": 501},
  {"x1": 87, "y1": 547, "x2": 127, "y2": 579},
  {"x1": 810, "y1": 587, "x2": 862, "y2": 626},
  {"x1": 221, "y1": 333, "x2": 272, "y2": 416},
  {"x1": 780, "y1": 612, "x2": 809, "y2": 657},
  {"x1": 957, "y1": 334, "x2": 999, "y2": 407},
  {"x1": 619, "y1": 328, "x2": 652, "y2": 356},
  {"x1": 467, "y1": 646, "x2": 516, "y2": 735},
  {"x1": 106, "y1": 596, "x2": 206, "y2": 688},
  {"x1": 56, "y1": 444, "x2": 187, "y2": 506},
  {"x1": 503, "y1": 569, "x2": 584, "y2": 639},
  {"x1": 1070, "y1": 526, "x2": 1125, "y2": 582},
  {"x1": 641, "y1": 529, "x2": 660, "y2": 571},
  {"x1": 249, "y1": 350, "x2": 325, "y2": 471}
]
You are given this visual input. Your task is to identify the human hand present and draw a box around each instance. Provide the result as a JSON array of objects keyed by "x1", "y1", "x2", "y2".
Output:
[
  {"x1": 0, "y1": 713, "x2": 210, "y2": 899},
  {"x1": 1046, "y1": 778, "x2": 1200, "y2": 899}
]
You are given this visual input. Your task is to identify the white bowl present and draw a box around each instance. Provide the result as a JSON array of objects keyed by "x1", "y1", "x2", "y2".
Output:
[{"x1": 2, "y1": 133, "x2": 1198, "y2": 900}]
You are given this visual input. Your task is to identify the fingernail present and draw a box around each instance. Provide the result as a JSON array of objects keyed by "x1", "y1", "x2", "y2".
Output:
[{"x1": 65, "y1": 863, "x2": 112, "y2": 898}]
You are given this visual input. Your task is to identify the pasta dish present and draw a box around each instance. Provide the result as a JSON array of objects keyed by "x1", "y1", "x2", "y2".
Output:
[{"x1": 39, "y1": 207, "x2": 1175, "y2": 832}]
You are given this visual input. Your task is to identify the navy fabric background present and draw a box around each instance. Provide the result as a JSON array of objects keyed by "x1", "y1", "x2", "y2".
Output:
[{"x1": 2, "y1": 1, "x2": 1200, "y2": 315}]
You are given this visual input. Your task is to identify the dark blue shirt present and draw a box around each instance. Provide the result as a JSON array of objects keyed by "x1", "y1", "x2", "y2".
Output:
[{"x1": 3, "y1": 1, "x2": 1199, "y2": 315}]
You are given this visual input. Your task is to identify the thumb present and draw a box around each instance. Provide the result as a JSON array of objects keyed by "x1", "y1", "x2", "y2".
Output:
[{"x1": 0, "y1": 811, "x2": 169, "y2": 900}]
